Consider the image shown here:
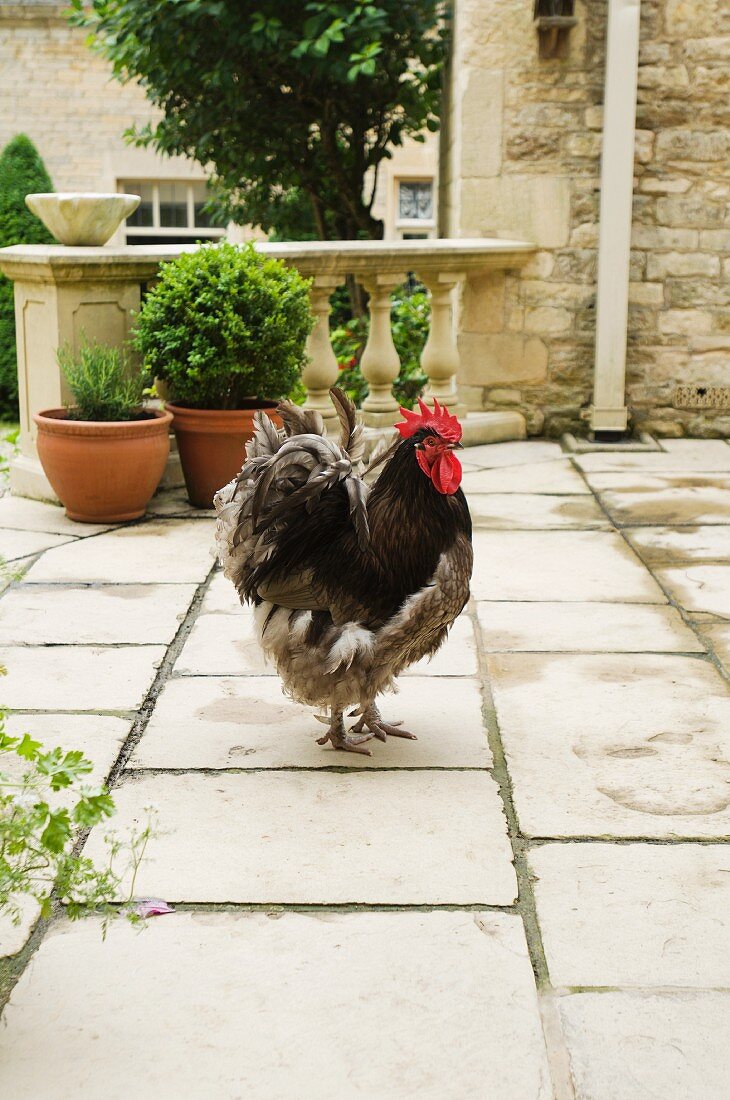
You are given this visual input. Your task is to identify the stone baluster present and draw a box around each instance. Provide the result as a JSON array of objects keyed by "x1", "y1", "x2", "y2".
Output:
[
  {"x1": 302, "y1": 275, "x2": 341, "y2": 425},
  {"x1": 360, "y1": 272, "x2": 405, "y2": 426},
  {"x1": 417, "y1": 270, "x2": 466, "y2": 411}
]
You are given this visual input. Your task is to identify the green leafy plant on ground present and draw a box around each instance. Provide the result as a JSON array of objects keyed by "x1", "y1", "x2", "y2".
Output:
[
  {"x1": 0, "y1": 135, "x2": 55, "y2": 420},
  {"x1": 58, "y1": 342, "x2": 146, "y2": 422},
  {"x1": 333, "y1": 285, "x2": 429, "y2": 409},
  {"x1": 0, "y1": 697, "x2": 154, "y2": 931},
  {"x1": 133, "y1": 242, "x2": 313, "y2": 410}
]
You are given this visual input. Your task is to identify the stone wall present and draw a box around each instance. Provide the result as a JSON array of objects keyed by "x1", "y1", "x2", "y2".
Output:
[{"x1": 444, "y1": 0, "x2": 730, "y2": 437}]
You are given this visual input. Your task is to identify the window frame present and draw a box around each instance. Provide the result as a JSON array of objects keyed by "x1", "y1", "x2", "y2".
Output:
[
  {"x1": 117, "y1": 180, "x2": 226, "y2": 240},
  {"x1": 394, "y1": 176, "x2": 436, "y2": 240}
]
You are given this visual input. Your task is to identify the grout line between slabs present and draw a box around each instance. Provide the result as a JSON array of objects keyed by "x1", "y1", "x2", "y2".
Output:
[
  {"x1": 570, "y1": 458, "x2": 730, "y2": 689},
  {"x1": 469, "y1": 596, "x2": 576, "y2": 1100},
  {"x1": 0, "y1": 556, "x2": 217, "y2": 1015}
]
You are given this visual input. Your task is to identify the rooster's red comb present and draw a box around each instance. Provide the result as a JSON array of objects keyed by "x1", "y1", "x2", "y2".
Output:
[{"x1": 395, "y1": 397, "x2": 463, "y2": 443}]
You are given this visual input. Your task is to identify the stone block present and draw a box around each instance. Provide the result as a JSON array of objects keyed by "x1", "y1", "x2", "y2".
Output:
[
  {"x1": 639, "y1": 176, "x2": 691, "y2": 193},
  {"x1": 0, "y1": 644, "x2": 165, "y2": 711},
  {"x1": 656, "y1": 196, "x2": 724, "y2": 227},
  {"x1": 646, "y1": 252, "x2": 721, "y2": 278},
  {"x1": 458, "y1": 332, "x2": 548, "y2": 386},
  {"x1": 84, "y1": 771, "x2": 517, "y2": 904},
  {"x1": 0, "y1": 912, "x2": 553, "y2": 1099},
  {"x1": 478, "y1": 600, "x2": 701, "y2": 653},
  {"x1": 132, "y1": 671, "x2": 488, "y2": 770},
  {"x1": 459, "y1": 176, "x2": 571, "y2": 248},
  {"x1": 23, "y1": 520, "x2": 215, "y2": 584},
  {"x1": 559, "y1": 992, "x2": 730, "y2": 1100},
  {"x1": 665, "y1": 0, "x2": 720, "y2": 38},
  {"x1": 628, "y1": 281, "x2": 665, "y2": 306},
  {"x1": 655, "y1": 129, "x2": 730, "y2": 162},
  {"x1": 626, "y1": 524, "x2": 730, "y2": 565},
  {"x1": 462, "y1": 460, "x2": 590, "y2": 495},
  {"x1": 489, "y1": 653, "x2": 730, "y2": 837},
  {"x1": 460, "y1": 68, "x2": 503, "y2": 178},
  {"x1": 585, "y1": 472, "x2": 730, "y2": 525},
  {"x1": 524, "y1": 306, "x2": 572, "y2": 335},
  {"x1": 460, "y1": 271, "x2": 505, "y2": 334},
  {"x1": 658, "y1": 309, "x2": 713, "y2": 335},
  {"x1": 531, "y1": 843, "x2": 730, "y2": 985},
  {"x1": 469, "y1": 493, "x2": 608, "y2": 530},
  {"x1": 631, "y1": 226, "x2": 699, "y2": 249},
  {"x1": 471, "y1": 530, "x2": 665, "y2": 603},
  {"x1": 0, "y1": 583, "x2": 195, "y2": 645},
  {"x1": 657, "y1": 564, "x2": 730, "y2": 616}
]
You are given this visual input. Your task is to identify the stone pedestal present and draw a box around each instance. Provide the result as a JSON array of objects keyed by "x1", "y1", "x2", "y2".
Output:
[{"x1": 0, "y1": 245, "x2": 181, "y2": 500}]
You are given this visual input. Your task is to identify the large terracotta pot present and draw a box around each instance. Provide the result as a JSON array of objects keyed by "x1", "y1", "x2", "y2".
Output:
[
  {"x1": 34, "y1": 407, "x2": 172, "y2": 523},
  {"x1": 167, "y1": 402, "x2": 282, "y2": 509}
]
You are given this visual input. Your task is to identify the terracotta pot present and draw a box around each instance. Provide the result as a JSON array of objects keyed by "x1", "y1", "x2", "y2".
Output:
[
  {"x1": 167, "y1": 402, "x2": 282, "y2": 509},
  {"x1": 34, "y1": 407, "x2": 172, "y2": 523}
]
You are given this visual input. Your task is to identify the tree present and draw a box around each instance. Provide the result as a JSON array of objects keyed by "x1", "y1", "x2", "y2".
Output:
[
  {"x1": 0, "y1": 135, "x2": 54, "y2": 419},
  {"x1": 69, "y1": 1, "x2": 446, "y2": 242}
]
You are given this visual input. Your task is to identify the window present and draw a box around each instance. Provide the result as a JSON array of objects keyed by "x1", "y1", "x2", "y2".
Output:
[
  {"x1": 398, "y1": 180, "x2": 434, "y2": 222},
  {"x1": 395, "y1": 178, "x2": 436, "y2": 240},
  {"x1": 119, "y1": 180, "x2": 224, "y2": 243}
]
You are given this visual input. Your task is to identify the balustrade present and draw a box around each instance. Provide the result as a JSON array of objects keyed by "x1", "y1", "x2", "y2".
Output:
[{"x1": 0, "y1": 237, "x2": 535, "y2": 499}]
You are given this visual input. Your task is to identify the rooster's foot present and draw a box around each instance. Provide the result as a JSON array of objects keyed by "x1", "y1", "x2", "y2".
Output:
[
  {"x1": 316, "y1": 713, "x2": 372, "y2": 756},
  {"x1": 350, "y1": 704, "x2": 417, "y2": 743}
]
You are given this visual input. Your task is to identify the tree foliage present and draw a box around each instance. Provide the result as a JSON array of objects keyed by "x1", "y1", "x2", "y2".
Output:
[
  {"x1": 0, "y1": 135, "x2": 54, "y2": 419},
  {"x1": 70, "y1": 1, "x2": 447, "y2": 241},
  {"x1": 133, "y1": 242, "x2": 313, "y2": 409}
]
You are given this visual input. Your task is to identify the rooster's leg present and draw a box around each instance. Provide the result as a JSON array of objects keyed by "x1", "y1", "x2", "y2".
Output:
[
  {"x1": 350, "y1": 703, "x2": 417, "y2": 743},
  {"x1": 316, "y1": 709, "x2": 373, "y2": 756}
]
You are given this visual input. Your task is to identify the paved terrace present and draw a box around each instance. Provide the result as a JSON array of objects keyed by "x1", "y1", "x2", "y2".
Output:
[{"x1": 0, "y1": 438, "x2": 729, "y2": 1098}]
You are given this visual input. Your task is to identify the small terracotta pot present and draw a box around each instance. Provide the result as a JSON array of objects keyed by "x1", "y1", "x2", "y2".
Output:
[
  {"x1": 34, "y1": 407, "x2": 172, "y2": 523},
  {"x1": 167, "y1": 402, "x2": 282, "y2": 509}
]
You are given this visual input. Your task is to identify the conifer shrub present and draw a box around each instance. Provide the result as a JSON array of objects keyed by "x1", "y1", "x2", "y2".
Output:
[{"x1": 0, "y1": 135, "x2": 55, "y2": 418}]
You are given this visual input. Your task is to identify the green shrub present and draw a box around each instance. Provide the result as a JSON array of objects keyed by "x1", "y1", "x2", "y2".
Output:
[
  {"x1": 133, "y1": 241, "x2": 313, "y2": 410},
  {"x1": 332, "y1": 285, "x2": 429, "y2": 409},
  {"x1": 58, "y1": 342, "x2": 146, "y2": 422},
  {"x1": 0, "y1": 135, "x2": 55, "y2": 419}
]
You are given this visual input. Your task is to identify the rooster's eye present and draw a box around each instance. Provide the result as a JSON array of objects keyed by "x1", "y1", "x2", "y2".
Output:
[{"x1": 423, "y1": 435, "x2": 438, "y2": 447}]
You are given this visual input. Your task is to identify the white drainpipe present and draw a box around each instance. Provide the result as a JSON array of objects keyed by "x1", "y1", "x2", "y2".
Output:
[{"x1": 590, "y1": 0, "x2": 642, "y2": 437}]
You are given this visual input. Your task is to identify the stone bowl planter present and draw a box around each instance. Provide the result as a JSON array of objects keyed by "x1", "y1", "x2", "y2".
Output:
[
  {"x1": 25, "y1": 193, "x2": 140, "y2": 247},
  {"x1": 34, "y1": 407, "x2": 172, "y2": 522}
]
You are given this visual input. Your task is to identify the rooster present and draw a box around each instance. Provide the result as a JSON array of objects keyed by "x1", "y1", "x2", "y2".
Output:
[{"x1": 214, "y1": 389, "x2": 473, "y2": 756}]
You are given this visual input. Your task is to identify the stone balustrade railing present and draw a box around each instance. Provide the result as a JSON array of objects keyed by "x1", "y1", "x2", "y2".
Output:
[{"x1": 0, "y1": 238, "x2": 534, "y2": 499}]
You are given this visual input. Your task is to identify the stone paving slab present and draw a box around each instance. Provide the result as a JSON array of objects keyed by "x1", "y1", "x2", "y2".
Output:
[
  {"x1": 0, "y1": 528, "x2": 75, "y2": 562},
  {"x1": 625, "y1": 524, "x2": 730, "y2": 565},
  {"x1": 477, "y1": 600, "x2": 703, "y2": 653},
  {"x1": 488, "y1": 652, "x2": 730, "y2": 837},
  {"x1": 558, "y1": 991, "x2": 730, "y2": 1100},
  {"x1": 462, "y1": 439, "x2": 564, "y2": 468},
  {"x1": 471, "y1": 530, "x2": 666, "y2": 603},
  {"x1": 0, "y1": 713, "x2": 130, "y2": 958},
  {"x1": 175, "y1": 607, "x2": 478, "y2": 678},
  {"x1": 85, "y1": 771, "x2": 517, "y2": 904},
  {"x1": 462, "y1": 460, "x2": 590, "y2": 495},
  {"x1": 0, "y1": 645, "x2": 165, "y2": 711},
  {"x1": 0, "y1": 584, "x2": 196, "y2": 645},
  {"x1": 0, "y1": 911, "x2": 552, "y2": 1099},
  {"x1": 656, "y1": 564, "x2": 730, "y2": 617},
  {"x1": 0, "y1": 495, "x2": 112, "y2": 536},
  {"x1": 584, "y1": 473, "x2": 730, "y2": 526},
  {"x1": 530, "y1": 842, "x2": 730, "y2": 988},
  {"x1": 146, "y1": 488, "x2": 216, "y2": 518},
  {"x1": 23, "y1": 520, "x2": 215, "y2": 584},
  {"x1": 469, "y1": 493, "x2": 609, "y2": 530},
  {"x1": 131, "y1": 674, "x2": 491, "y2": 770},
  {"x1": 574, "y1": 440, "x2": 730, "y2": 472}
]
